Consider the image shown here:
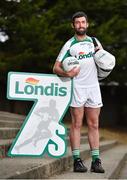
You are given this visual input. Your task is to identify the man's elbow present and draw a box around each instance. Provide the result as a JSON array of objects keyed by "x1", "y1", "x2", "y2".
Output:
[{"x1": 53, "y1": 66, "x2": 56, "y2": 74}]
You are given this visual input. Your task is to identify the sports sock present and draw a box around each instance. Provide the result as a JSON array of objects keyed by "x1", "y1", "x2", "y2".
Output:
[
  {"x1": 72, "y1": 149, "x2": 80, "y2": 160},
  {"x1": 91, "y1": 149, "x2": 99, "y2": 162}
]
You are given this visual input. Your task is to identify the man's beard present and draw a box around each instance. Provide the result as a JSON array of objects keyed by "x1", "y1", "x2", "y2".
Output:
[{"x1": 75, "y1": 27, "x2": 87, "y2": 35}]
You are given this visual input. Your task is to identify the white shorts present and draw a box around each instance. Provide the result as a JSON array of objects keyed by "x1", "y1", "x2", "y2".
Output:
[{"x1": 70, "y1": 85, "x2": 103, "y2": 108}]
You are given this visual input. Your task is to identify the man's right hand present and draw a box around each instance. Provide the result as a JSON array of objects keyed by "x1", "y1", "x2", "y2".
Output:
[{"x1": 66, "y1": 67, "x2": 80, "y2": 78}]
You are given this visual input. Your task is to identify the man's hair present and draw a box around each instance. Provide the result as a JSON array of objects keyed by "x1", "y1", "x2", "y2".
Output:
[{"x1": 72, "y1": 11, "x2": 88, "y2": 24}]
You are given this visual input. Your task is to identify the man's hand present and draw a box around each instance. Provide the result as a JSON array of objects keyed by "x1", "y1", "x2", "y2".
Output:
[{"x1": 66, "y1": 67, "x2": 80, "y2": 78}]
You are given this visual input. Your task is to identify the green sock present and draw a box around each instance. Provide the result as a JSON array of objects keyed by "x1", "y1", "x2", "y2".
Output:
[
  {"x1": 72, "y1": 149, "x2": 80, "y2": 160},
  {"x1": 91, "y1": 149, "x2": 99, "y2": 162}
]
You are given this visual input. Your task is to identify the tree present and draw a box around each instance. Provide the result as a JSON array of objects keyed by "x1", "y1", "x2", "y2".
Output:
[{"x1": 0, "y1": 0, "x2": 127, "y2": 84}]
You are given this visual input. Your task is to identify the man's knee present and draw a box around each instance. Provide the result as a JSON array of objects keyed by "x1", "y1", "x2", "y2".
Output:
[
  {"x1": 88, "y1": 120, "x2": 99, "y2": 130},
  {"x1": 72, "y1": 121, "x2": 82, "y2": 129}
]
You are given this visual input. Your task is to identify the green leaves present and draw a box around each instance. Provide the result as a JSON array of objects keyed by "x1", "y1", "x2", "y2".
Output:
[{"x1": 0, "y1": 0, "x2": 126, "y2": 84}]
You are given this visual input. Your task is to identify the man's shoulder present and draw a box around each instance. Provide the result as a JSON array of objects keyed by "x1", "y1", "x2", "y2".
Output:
[
  {"x1": 64, "y1": 36, "x2": 75, "y2": 45},
  {"x1": 90, "y1": 36, "x2": 102, "y2": 48},
  {"x1": 85, "y1": 36, "x2": 96, "y2": 43},
  {"x1": 61, "y1": 37, "x2": 75, "y2": 50},
  {"x1": 88, "y1": 36, "x2": 101, "y2": 43}
]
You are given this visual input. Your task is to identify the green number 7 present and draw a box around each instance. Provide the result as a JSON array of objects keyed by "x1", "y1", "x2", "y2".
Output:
[{"x1": 7, "y1": 72, "x2": 72, "y2": 158}]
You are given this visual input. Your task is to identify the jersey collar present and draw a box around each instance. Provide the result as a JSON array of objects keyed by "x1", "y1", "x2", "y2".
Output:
[{"x1": 74, "y1": 35, "x2": 92, "y2": 43}]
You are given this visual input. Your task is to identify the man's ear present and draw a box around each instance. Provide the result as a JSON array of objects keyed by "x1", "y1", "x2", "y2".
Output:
[
  {"x1": 71, "y1": 23, "x2": 74, "y2": 29},
  {"x1": 86, "y1": 22, "x2": 89, "y2": 28}
]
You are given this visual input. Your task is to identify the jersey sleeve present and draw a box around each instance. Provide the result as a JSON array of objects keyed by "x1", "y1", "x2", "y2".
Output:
[{"x1": 56, "y1": 41, "x2": 71, "y2": 62}]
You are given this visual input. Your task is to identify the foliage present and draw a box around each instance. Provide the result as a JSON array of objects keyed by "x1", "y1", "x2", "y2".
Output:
[{"x1": 0, "y1": 0, "x2": 127, "y2": 84}]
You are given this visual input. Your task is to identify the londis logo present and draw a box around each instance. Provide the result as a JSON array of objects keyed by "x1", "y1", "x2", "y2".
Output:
[
  {"x1": 78, "y1": 51, "x2": 93, "y2": 60},
  {"x1": 15, "y1": 77, "x2": 67, "y2": 96},
  {"x1": 26, "y1": 77, "x2": 39, "y2": 85}
]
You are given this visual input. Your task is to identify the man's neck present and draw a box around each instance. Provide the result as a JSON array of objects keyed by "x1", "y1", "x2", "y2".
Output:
[{"x1": 75, "y1": 34, "x2": 87, "y2": 41}]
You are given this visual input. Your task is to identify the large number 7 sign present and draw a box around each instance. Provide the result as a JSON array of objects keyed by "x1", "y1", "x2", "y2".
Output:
[{"x1": 7, "y1": 72, "x2": 72, "y2": 158}]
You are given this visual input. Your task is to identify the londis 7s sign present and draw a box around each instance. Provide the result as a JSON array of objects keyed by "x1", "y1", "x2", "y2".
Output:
[{"x1": 7, "y1": 72, "x2": 72, "y2": 158}]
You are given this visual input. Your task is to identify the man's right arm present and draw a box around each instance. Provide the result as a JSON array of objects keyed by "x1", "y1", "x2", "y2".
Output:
[{"x1": 53, "y1": 40, "x2": 80, "y2": 78}]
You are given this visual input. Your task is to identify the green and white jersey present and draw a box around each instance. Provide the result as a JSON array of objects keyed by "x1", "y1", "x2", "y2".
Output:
[{"x1": 57, "y1": 36, "x2": 102, "y2": 88}]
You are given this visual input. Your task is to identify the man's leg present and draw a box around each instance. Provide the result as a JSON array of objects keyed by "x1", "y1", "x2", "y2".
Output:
[
  {"x1": 70, "y1": 106, "x2": 84, "y2": 150},
  {"x1": 85, "y1": 107, "x2": 100, "y2": 150},
  {"x1": 85, "y1": 107, "x2": 105, "y2": 173},
  {"x1": 70, "y1": 106, "x2": 87, "y2": 172}
]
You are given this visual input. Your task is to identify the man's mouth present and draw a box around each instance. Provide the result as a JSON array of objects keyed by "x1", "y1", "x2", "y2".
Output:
[{"x1": 79, "y1": 28, "x2": 85, "y2": 30}]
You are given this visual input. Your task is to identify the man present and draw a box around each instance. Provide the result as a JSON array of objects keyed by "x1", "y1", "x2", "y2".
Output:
[{"x1": 53, "y1": 11, "x2": 105, "y2": 173}]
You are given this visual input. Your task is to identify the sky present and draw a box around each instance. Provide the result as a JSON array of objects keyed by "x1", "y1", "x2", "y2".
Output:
[{"x1": 0, "y1": 31, "x2": 9, "y2": 42}]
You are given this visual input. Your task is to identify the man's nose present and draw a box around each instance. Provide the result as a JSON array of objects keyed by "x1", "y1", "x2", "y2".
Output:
[
  {"x1": 79, "y1": 22, "x2": 84, "y2": 27},
  {"x1": 79, "y1": 22, "x2": 82, "y2": 27}
]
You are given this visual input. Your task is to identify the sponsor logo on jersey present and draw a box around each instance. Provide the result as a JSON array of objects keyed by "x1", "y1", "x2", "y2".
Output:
[
  {"x1": 79, "y1": 52, "x2": 84, "y2": 55},
  {"x1": 78, "y1": 51, "x2": 93, "y2": 60}
]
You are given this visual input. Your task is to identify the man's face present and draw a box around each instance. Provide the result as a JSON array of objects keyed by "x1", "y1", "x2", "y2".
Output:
[{"x1": 73, "y1": 16, "x2": 88, "y2": 35}]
